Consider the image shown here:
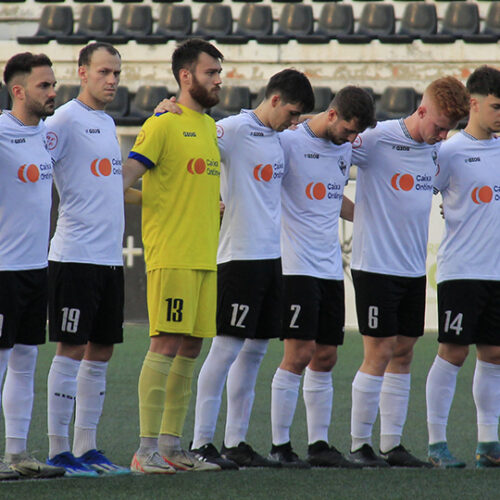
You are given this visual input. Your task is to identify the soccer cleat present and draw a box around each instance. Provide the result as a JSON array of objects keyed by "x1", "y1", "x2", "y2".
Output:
[
  {"x1": 221, "y1": 442, "x2": 280, "y2": 468},
  {"x1": 268, "y1": 442, "x2": 310, "y2": 469},
  {"x1": 47, "y1": 451, "x2": 99, "y2": 478},
  {"x1": 5, "y1": 451, "x2": 65, "y2": 479},
  {"x1": 348, "y1": 444, "x2": 390, "y2": 468},
  {"x1": 380, "y1": 444, "x2": 432, "y2": 468},
  {"x1": 162, "y1": 448, "x2": 220, "y2": 472},
  {"x1": 475, "y1": 441, "x2": 500, "y2": 468},
  {"x1": 428, "y1": 442, "x2": 466, "y2": 469},
  {"x1": 0, "y1": 459, "x2": 20, "y2": 481},
  {"x1": 78, "y1": 449, "x2": 130, "y2": 476},
  {"x1": 306, "y1": 441, "x2": 362, "y2": 468},
  {"x1": 130, "y1": 451, "x2": 176, "y2": 475},
  {"x1": 190, "y1": 442, "x2": 239, "y2": 470}
]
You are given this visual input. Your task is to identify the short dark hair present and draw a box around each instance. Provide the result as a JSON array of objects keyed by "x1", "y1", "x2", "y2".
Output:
[
  {"x1": 330, "y1": 86, "x2": 376, "y2": 131},
  {"x1": 3, "y1": 52, "x2": 52, "y2": 87},
  {"x1": 467, "y1": 66, "x2": 500, "y2": 99},
  {"x1": 78, "y1": 42, "x2": 121, "y2": 67},
  {"x1": 171, "y1": 38, "x2": 224, "y2": 85},
  {"x1": 264, "y1": 69, "x2": 314, "y2": 114}
]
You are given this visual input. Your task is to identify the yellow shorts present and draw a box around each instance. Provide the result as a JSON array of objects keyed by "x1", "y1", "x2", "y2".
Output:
[{"x1": 147, "y1": 268, "x2": 216, "y2": 338}]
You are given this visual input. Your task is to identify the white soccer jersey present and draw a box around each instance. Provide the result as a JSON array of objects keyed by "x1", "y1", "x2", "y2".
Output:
[
  {"x1": 435, "y1": 131, "x2": 500, "y2": 282},
  {"x1": 280, "y1": 122, "x2": 351, "y2": 279},
  {"x1": 46, "y1": 99, "x2": 124, "y2": 265},
  {"x1": 351, "y1": 119, "x2": 439, "y2": 277},
  {"x1": 0, "y1": 112, "x2": 52, "y2": 270},
  {"x1": 217, "y1": 110, "x2": 284, "y2": 263}
]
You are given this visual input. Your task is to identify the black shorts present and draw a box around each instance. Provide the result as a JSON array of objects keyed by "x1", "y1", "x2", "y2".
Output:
[
  {"x1": 217, "y1": 259, "x2": 282, "y2": 340},
  {"x1": 49, "y1": 261, "x2": 124, "y2": 346},
  {"x1": 0, "y1": 268, "x2": 47, "y2": 348},
  {"x1": 352, "y1": 270, "x2": 426, "y2": 338},
  {"x1": 281, "y1": 275, "x2": 345, "y2": 346},
  {"x1": 438, "y1": 279, "x2": 500, "y2": 346}
]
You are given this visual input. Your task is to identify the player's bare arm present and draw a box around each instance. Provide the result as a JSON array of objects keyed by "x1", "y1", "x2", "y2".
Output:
[
  {"x1": 340, "y1": 195, "x2": 354, "y2": 222},
  {"x1": 123, "y1": 158, "x2": 147, "y2": 205}
]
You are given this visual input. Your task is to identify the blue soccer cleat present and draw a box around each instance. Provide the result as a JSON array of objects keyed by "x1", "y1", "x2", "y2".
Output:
[
  {"x1": 428, "y1": 442, "x2": 466, "y2": 469},
  {"x1": 476, "y1": 441, "x2": 500, "y2": 468},
  {"x1": 78, "y1": 449, "x2": 130, "y2": 476},
  {"x1": 47, "y1": 451, "x2": 99, "y2": 478}
]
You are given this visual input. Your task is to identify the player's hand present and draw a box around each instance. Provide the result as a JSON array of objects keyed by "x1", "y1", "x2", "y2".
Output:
[{"x1": 154, "y1": 96, "x2": 182, "y2": 115}]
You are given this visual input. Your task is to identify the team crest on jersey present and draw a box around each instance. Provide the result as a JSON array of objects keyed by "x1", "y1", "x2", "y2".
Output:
[
  {"x1": 431, "y1": 149, "x2": 438, "y2": 166},
  {"x1": 352, "y1": 135, "x2": 362, "y2": 149},
  {"x1": 46, "y1": 131, "x2": 58, "y2": 151},
  {"x1": 135, "y1": 130, "x2": 146, "y2": 146},
  {"x1": 216, "y1": 124, "x2": 224, "y2": 138},
  {"x1": 338, "y1": 157, "x2": 347, "y2": 176}
]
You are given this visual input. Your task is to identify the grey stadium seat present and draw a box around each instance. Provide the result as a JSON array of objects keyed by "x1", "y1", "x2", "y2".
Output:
[
  {"x1": 54, "y1": 85, "x2": 80, "y2": 109},
  {"x1": 57, "y1": 5, "x2": 113, "y2": 44},
  {"x1": 17, "y1": 5, "x2": 73, "y2": 44},
  {"x1": 258, "y1": 4, "x2": 314, "y2": 44},
  {"x1": 136, "y1": 4, "x2": 193, "y2": 43},
  {"x1": 194, "y1": 4, "x2": 233, "y2": 39},
  {"x1": 210, "y1": 86, "x2": 252, "y2": 120},
  {"x1": 376, "y1": 87, "x2": 418, "y2": 121},
  {"x1": 216, "y1": 4, "x2": 272, "y2": 44},
  {"x1": 97, "y1": 5, "x2": 153, "y2": 44},
  {"x1": 119, "y1": 86, "x2": 169, "y2": 126}
]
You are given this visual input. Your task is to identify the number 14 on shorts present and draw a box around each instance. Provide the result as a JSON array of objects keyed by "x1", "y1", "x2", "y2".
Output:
[{"x1": 443, "y1": 310, "x2": 463, "y2": 336}]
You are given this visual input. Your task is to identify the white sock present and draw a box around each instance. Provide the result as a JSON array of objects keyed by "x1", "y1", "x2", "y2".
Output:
[
  {"x1": 426, "y1": 355, "x2": 460, "y2": 445},
  {"x1": 224, "y1": 339, "x2": 268, "y2": 448},
  {"x1": 0, "y1": 348, "x2": 13, "y2": 408},
  {"x1": 47, "y1": 355, "x2": 80, "y2": 458},
  {"x1": 473, "y1": 359, "x2": 500, "y2": 443},
  {"x1": 72, "y1": 360, "x2": 108, "y2": 457},
  {"x1": 3, "y1": 344, "x2": 38, "y2": 454},
  {"x1": 351, "y1": 371, "x2": 384, "y2": 451},
  {"x1": 192, "y1": 336, "x2": 244, "y2": 449},
  {"x1": 379, "y1": 372, "x2": 411, "y2": 453},
  {"x1": 303, "y1": 367, "x2": 333, "y2": 445},
  {"x1": 271, "y1": 368, "x2": 301, "y2": 446},
  {"x1": 159, "y1": 434, "x2": 181, "y2": 453}
]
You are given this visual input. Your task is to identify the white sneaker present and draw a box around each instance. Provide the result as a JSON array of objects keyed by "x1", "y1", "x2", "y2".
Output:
[
  {"x1": 162, "y1": 448, "x2": 221, "y2": 472},
  {"x1": 130, "y1": 451, "x2": 176, "y2": 474}
]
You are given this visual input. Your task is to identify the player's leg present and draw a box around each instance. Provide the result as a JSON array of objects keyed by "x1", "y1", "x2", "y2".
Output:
[
  {"x1": 3, "y1": 269, "x2": 65, "y2": 479},
  {"x1": 221, "y1": 259, "x2": 280, "y2": 468},
  {"x1": 473, "y1": 283, "x2": 500, "y2": 468},
  {"x1": 157, "y1": 270, "x2": 219, "y2": 472},
  {"x1": 0, "y1": 347, "x2": 16, "y2": 480},
  {"x1": 73, "y1": 266, "x2": 129, "y2": 475},
  {"x1": 379, "y1": 275, "x2": 430, "y2": 467},
  {"x1": 427, "y1": 280, "x2": 475, "y2": 468}
]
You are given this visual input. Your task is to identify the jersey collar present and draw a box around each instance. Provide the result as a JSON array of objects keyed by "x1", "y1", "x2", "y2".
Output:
[{"x1": 398, "y1": 118, "x2": 413, "y2": 141}]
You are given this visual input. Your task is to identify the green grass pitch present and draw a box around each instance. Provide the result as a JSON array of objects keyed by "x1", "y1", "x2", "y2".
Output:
[{"x1": 1, "y1": 326, "x2": 499, "y2": 500}]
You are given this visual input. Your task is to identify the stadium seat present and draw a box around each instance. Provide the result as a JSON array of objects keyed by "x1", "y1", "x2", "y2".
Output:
[
  {"x1": 54, "y1": 84, "x2": 80, "y2": 109},
  {"x1": 312, "y1": 87, "x2": 333, "y2": 112},
  {"x1": 97, "y1": 5, "x2": 153, "y2": 44},
  {"x1": 57, "y1": 5, "x2": 113, "y2": 44},
  {"x1": 463, "y1": 1, "x2": 500, "y2": 43},
  {"x1": 379, "y1": 2, "x2": 437, "y2": 43},
  {"x1": 73, "y1": 0, "x2": 105, "y2": 3},
  {"x1": 297, "y1": 3, "x2": 354, "y2": 43},
  {"x1": 0, "y1": 0, "x2": 26, "y2": 3},
  {"x1": 0, "y1": 85, "x2": 11, "y2": 110},
  {"x1": 210, "y1": 86, "x2": 251, "y2": 120},
  {"x1": 216, "y1": 4, "x2": 272, "y2": 44},
  {"x1": 120, "y1": 86, "x2": 169, "y2": 125},
  {"x1": 136, "y1": 4, "x2": 192, "y2": 44},
  {"x1": 258, "y1": 4, "x2": 313, "y2": 44},
  {"x1": 194, "y1": 4, "x2": 233, "y2": 39},
  {"x1": 106, "y1": 87, "x2": 130, "y2": 124},
  {"x1": 422, "y1": 2, "x2": 479, "y2": 43},
  {"x1": 17, "y1": 5, "x2": 73, "y2": 44},
  {"x1": 193, "y1": 0, "x2": 224, "y2": 3},
  {"x1": 376, "y1": 86, "x2": 418, "y2": 120}
]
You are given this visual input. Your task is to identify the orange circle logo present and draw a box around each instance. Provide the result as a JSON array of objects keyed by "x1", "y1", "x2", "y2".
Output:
[
  {"x1": 253, "y1": 164, "x2": 273, "y2": 182},
  {"x1": 187, "y1": 158, "x2": 206, "y2": 175},
  {"x1": 391, "y1": 173, "x2": 414, "y2": 191},
  {"x1": 471, "y1": 186, "x2": 493, "y2": 204},
  {"x1": 18, "y1": 164, "x2": 40, "y2": 183},
  {"x1": 305, "y1": 182, "x2": 326, "y2": 200},
  {"x1": 90, "y1": 159, "x2": 112, "y2": 177}
]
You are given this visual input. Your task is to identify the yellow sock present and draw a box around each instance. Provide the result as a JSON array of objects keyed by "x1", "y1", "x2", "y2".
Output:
[
  {"x1": 138, "y1": 351, "x2": 173, "y2": 438},
  {"x1": 160, "y1": 355, "x2": 196, "y2": 437}
]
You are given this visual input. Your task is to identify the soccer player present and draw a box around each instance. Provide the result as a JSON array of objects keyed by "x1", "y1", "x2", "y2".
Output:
[
  {"x1": 269, "y1": 87, "x2": 375, "y2": 468},
  {"x1": 0, "y1": 52, "x2": 64, "y2": 479},
  {"x1": 45, "y1": 42, "x2": 129, "y2": 477},
  {"x1": 122, "y1": 39, "x2": 223, "y2": 474},
  {"x1": 426, "y1": 66, "x2": 500, "y2": 469},
  {"x1": 189, "y1": 70, "x2": 315, "y2": 469},
  {"x1": 348, "y1": 77, "x2": 470, "y2": 468}
]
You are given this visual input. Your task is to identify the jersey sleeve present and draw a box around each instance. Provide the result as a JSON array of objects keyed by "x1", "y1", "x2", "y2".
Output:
[
  {"x1": 128, "y1": 114, "x2": 167, "y2": 169},
  {"x1": 278, "y1": 130, "x2": 292, "y2": 176},
  {"x1": 215, "y1": 116, "x2": 237, "y2": 163},
  {"x1": 44, "y1": 110, "x2": 69, "y2": 164},
  {"x1": 351, "y1": 123, "x2": 378, "y2": 168},
  {"x1": 434, "y1": 143, "x2": 452, "y2": 193}
]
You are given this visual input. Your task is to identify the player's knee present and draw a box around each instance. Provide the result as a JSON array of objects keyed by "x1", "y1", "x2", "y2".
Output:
[
  {"x1": 310, "y1": 346, "x2": 337, "y2": 371},
  {"x1": 438, "y1": 343, "x2": 469, "y2": 366}
]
